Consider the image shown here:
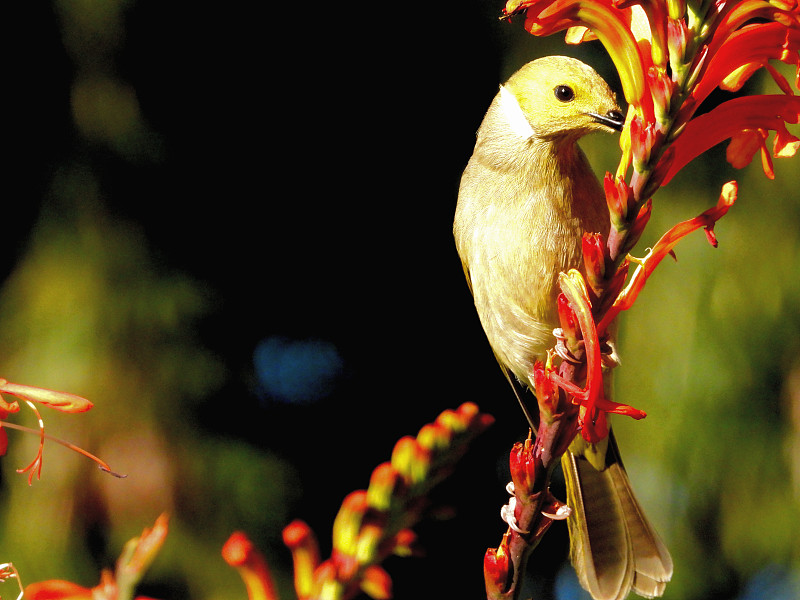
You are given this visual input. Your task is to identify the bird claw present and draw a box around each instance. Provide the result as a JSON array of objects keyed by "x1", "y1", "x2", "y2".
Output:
[
  {"x1": 553, "y1": 328, "x2": 621, "y2": 370},
  {"x1": 501, "y1": 482, "x2": 530, "y2": 534},
  {"x1": 501, "y1": 483, "x2": 573, "y2": 533},
  {"x1": 541, "y1": 491, "x2": 572, "y2": 520},
  {"x1": 552, "y1": 328, "x2": 583, "y2": 364},
  {"x1": 601, "y1": 338, "x2": 621, "y2": 369}
]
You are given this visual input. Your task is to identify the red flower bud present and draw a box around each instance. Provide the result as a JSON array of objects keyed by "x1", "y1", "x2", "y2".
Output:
[
  {"x1": 604, "y1": 172, "x2": 635, "y2": 226},
  {"x1": 360, "y1": 565, "x2": 392, "y2": 600},
  {"x1": 557, "y1": 293, "x2": 580, "y2": 343},
  {"x1": 533, "y1": 362, "x2": 559, "y2": 424},
  {"x1": 483, "y1": 532, "x2": 511, "y2": 597},
  {"x1": 283, "y1": 520, "x2": 320, "y2": 599},
  {"x1": 509, "y1": 435, "x2": 538, "y2": 495},
  {"x1": 222, "y1": 531, "x2": 278, "y2": 600},
  {"x1": 582, "y1": 232, "x2": 608, "y2": 296}
]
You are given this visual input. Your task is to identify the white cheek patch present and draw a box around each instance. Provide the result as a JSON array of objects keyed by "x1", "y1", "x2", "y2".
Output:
[{"x1": 498, "y1": 84, "x2": 535, "y2": 139}]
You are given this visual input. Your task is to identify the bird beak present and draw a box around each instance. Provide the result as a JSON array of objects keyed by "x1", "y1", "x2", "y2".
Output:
[{"x1": 587, "y1": 110, "x2": 626, "y2": 132}]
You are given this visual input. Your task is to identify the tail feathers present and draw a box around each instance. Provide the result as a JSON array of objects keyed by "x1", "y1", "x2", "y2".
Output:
[
  {"x1": 607, "y1": 463, "x2": 673, "y2": 598},
  {"x1": 562, "y1": 446, "x2": 672, "y2": 600}
]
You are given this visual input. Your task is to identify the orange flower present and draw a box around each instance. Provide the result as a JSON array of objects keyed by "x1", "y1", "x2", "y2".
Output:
[
  {"x1": 600, "y1": 182, "x2": 739, "y2": 331},
  {"x1": 281, "y1": 404, "x2": 492, "y2": 600},
  {"x1": 689, "y1": 23, "x2": 800, "y2": 110},
  {"x1": 25, "y1": 514, "x2": 168, "y2": 600},
  {"x1": 553, "y1": 270, "x2": 646, "y2": 442},
  {"x1": 661, "y1": 95, "x2": 800, "y2": 184},
  {"x1": 222, "y1": 532, "x2": 278, "y2": 600},
  {"x1": 0, "y1": 378, "x2": 122, "y2": 483},
  {"x1": 484, "y1": 532, "x2": 512, "y2": 596},
  {"x1": 26, "y1": 578, "x2": 99, "y2": 600},
  {"x1": 0, "y1": 380, "x2": 93, "y2": 413}
]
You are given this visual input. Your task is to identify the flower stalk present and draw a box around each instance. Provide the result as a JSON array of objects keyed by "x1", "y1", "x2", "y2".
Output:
[{"x1": 283, "y1": 403, "x2": 493, "y2": 600}]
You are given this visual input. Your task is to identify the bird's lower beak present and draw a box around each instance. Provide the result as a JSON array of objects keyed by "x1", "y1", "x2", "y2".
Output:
[{"x1": 588, "y1": 110, "x2": 626, "y2": 132}]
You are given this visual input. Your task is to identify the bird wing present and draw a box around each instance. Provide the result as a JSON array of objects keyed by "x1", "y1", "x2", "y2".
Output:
[{"x1": 460, "y1": 258, "x2": 538, "y2": 431}]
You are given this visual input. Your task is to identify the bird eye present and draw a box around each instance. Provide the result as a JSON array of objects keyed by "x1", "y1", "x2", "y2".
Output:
[{"x1": 554, "y1": 85, "x2": 575, "y2": 102}]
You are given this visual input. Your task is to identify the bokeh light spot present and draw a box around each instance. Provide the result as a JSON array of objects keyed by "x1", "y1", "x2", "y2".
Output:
[{"x1": 254, "y1": 336, "x2": 344, "y2": 404}]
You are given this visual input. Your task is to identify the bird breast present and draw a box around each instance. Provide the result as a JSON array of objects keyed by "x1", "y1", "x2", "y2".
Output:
[{"x1": 456, "y1": 136, "x2": 609, "y2": 388}]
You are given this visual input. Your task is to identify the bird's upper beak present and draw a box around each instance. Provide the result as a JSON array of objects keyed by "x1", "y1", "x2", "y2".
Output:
[{"x1": 587, "y1": 110, "x2": 626, "y2": 132}]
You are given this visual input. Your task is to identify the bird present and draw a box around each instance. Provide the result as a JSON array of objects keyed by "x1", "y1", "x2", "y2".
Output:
[{"x1": 454, "y1": 56, "x2": 673, "y2": 600}]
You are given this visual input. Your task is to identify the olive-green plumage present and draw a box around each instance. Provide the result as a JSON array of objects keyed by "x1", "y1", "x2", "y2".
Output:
[{"x1": 454, "y1": 56, "x2": 672, "y2": 600}]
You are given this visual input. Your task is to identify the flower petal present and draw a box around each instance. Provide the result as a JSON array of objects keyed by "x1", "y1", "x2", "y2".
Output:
[
  {"x1": 726, "y1": 129, "x2": 773, "y2": 178},
  {"x1": 690, "y1": 23, "x2": 800, "y2": 110},
  {"x1": 24, "y1": 580, "x2": 92, "y2": 600},
  {"x1": 222, "y1": 531, "x2": 278, "y2": 600},
  {"x1": 661, "y1": 95, "x2": 800, "y2": 185},
  {"x1": 282, "y1": 520, "x2": 320, "y2": 599},
  {"x1": 0, "y1": 381, "x2": 93, "y2": 413},
  {"x1": 605, "y1": 182, "x2": 737, "y2": 325}
]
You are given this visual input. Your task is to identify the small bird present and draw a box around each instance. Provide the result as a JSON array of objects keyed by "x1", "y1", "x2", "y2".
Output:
[{"x1": 454, "y1": 56, "x2": 672, "y2": 600}]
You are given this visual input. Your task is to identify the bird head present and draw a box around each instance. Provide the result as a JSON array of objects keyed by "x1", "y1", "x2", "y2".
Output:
[{"x1": 503, "y1": 56, "x2": 625, "y2": 140}]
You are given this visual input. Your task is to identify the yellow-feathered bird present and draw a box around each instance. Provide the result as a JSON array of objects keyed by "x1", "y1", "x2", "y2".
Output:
[{"x1": 454, "y1": 56, "x2": 672, "y2": 600}]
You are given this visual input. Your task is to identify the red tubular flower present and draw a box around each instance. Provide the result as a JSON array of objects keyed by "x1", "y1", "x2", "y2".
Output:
[
  {"x1": 604, "y1": 172, "x2": 635, "y2": 226},
  {"x1": 615, "y1": 0, "x2": 670, "y2": 69},
  {"x1": 628, "y1": 198, "x2": 653, "y2": 243},
  {"x1": 365, "y1": 462, "x2": 404, "y2": 512},
  {"x1": 0, "y1": 378, "x2": 122, "y2": 483},
  {"x1": 661, "y1": 95, "x2": 800, "y2": 185},
  {"x1": 436, "y1": 401, "x2": 492, "y2": 435},
  {"x1": 582, "y1": 232, "x2": 608, "y2": 297},
  {"x1": 647, "y1": 64, "x2": 677, "y2": 122},
  {"x1": 727, "y1": 129, "x2": 775, "y2": 177},
  {"x1": 360, "y1": 565, "x2": 392, "y2": 600},
  {"x1": 603, "y1": 182, "x2": 738, "y2": 328},
  {"x1": 533, "y1": 361, "x2": 560, "y2": 423},
  {"x1": 0, "y1": 379, "x2": 93, "y2": 414},
  {"x1": 0, "y1": 378, "x2": 92, "y2": 479},
  {"x1": 25, "y1": 579, "x2": 92, "y2": 600},
  {"x1": 690, "y1": 23, "x2": 800, "y2": 110},
  {"x1": 595, "y1": 256, "x2": 631, "y2": 319},
  {"x1": 630, "y1": 112, "x2": 662, "y2": 170},
  {"x1": 554, "y1": 270, "x2": 646, "y2": 442},
  {"x1": 283, "y1": 520, "x2": 321, "y2": 600},
  {"x1": 25, "y1": 579, "x2": 96, "y2": 600},
  {"x1": 120, "y1": 513, "x2": 169, "y2": 578},
  {"x1": 416, "y1": 421, "x2": 452, "y2": 454},
  {"x1": 667, "y1": 15, "x2": 689, "y2": 75},
  {"x1": 704, "y1": 1, "x2": 800, "y2": 66},
  {"x1": 509, "y1": 435, "x2": 538, "y2": 494},
  {"x1": 390, "y1": 435, "x2": 429, "y2": 486},
  {"x1": 222, "y1": 532, "x2": 278, "y2": 600},
  {"x1": 556, "y1": 293, "x2": 580, "y2": 344},
  {"x1": 557, "y1": 271, "x2": 603, "y2": 409},
  {"x1": 484, "y1": 532, "x2": 512, "y2": 598},
  {"x1": 391, "y1": 529, "x2": 418, "y2": 557},
  {"x1": 332, "y1": 491, "x2": 370, "y2": 562}
]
